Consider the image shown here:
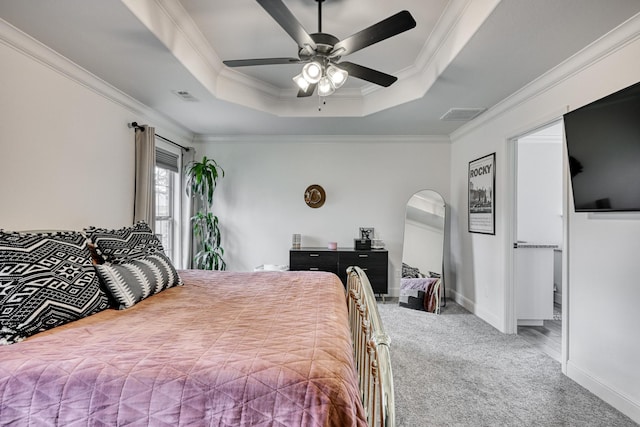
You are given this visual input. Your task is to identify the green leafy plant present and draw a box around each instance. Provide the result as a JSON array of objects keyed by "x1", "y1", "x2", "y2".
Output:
[{"x1": 186, "y1": 156, "x2": 226, "y2": 270}]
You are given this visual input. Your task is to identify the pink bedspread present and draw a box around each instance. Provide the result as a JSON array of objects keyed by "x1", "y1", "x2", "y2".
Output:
[{"x1": 0, "y1": 270, "x2": 366, "y2": 426}]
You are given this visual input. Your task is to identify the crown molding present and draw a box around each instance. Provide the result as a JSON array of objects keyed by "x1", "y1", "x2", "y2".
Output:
[
  {"x1": 450, "y1": 12, "x2": 640, "y2": 142},
  {"x1": 0, "y1": 16, "x2": 194, "y2": 143},
  {"x1": 194, "y1": 134, "x2": 450, "y2": 144},
  {"x1": 122, "y1": 0, "x2": 498, "y2": 118}
]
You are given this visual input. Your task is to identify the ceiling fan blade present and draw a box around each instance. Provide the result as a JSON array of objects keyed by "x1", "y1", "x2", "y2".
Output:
[
  {"x1": 223, "y1": 58, "x2": 302, "y2": 67},
  {"x1": 337, "y1": 62, "x2": 397, "y2": 87},
  {"x1": 297, "y1": 83, "x2": 317, "y2": 98},
  {"x1": 256, "y1": 0, "x2": 317, "y2": 50},
  {"x1": 332, "y1": 10, "x2": 416, "y2": 57}
]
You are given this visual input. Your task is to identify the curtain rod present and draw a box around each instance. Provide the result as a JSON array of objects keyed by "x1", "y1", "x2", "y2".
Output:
[{"x1": 128, "y1": 122, "x2": 191, "y2": 152}]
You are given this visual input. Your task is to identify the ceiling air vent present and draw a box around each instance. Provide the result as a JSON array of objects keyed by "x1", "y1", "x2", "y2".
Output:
[
  {"x1": 440, "y1": 108, "x2": 486, "y2": 121},
  {"x1": 172, "y1": 90, "x2": 198, "y2": 102}
]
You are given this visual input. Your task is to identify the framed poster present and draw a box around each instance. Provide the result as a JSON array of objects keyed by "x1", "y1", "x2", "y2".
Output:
[{"x1": 468, "y1": 153, "x2": 495, "y2": 234}]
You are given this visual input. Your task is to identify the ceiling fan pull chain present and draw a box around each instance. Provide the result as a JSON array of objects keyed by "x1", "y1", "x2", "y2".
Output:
[{"x1": 318, "y1": 95, "x2": 327, "y2": 111}]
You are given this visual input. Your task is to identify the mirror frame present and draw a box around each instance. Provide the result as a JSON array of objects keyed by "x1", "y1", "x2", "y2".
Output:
[{"x1": 401, "y1": 189, "x2": 446, "y2": 305}]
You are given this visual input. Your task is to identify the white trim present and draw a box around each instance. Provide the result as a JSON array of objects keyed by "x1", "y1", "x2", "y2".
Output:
[
  {"x1": 121, "y1": 0, "x2": 500, "y2": 118},
  {"x1": 449, "y1": 289, "x2": 474, "y2": 312},
  {"x1": 560, "y1": 125, "x2": 570, "y2": 375},
  {"x1": 450, "y1": 289, "x2": 504, "y2": 331},
  {"x1": 194, "y1": 134, "x2": 451, "y2": 144},
  {"x1": 504, "y1": 112, "x2": 568, "y2": 336},
  {"x1": 503, "y1": 136, "x2": 517, "y2": 335},
  {"x1": 154, "y1": 139, "x2": 183, "y2": 268},
  {"x1": 451, "y1": 12, "x2": 640, "y2": 142},
  {"x1": 154, "y1": 0, "x2": 223, "y2": 75},
  {"x1": 0, "y1": 17, "x2": 193, "y2": 144},
  {"x1": 567, "y1": 362, "x2": 640, "y2": 425},
  {"x1": 505, "y1": 118, "x2": 569, "y2": 363}
]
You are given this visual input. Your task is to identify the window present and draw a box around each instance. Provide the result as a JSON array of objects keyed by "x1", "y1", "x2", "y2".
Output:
[{"x1": 155, "y1": 142, "x2": 181, "y2": 266}]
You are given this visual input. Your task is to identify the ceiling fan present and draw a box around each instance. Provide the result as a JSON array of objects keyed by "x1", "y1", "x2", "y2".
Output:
[{"x1": 222, "y1": 0, "x2": 417, "y2": 97}]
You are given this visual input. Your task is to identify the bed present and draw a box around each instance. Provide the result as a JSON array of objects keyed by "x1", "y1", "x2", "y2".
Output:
[
  {"x1": 0, "y1": 225, "x2": 393, "y2": 426},
  {"x1": 0, "y1": 269, "x2": 369, "y2": 426}
]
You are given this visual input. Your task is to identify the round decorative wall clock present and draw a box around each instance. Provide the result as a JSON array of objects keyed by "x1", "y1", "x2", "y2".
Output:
[{"x1": 304, "y1": 184, "x2": 326, "y2": 208}]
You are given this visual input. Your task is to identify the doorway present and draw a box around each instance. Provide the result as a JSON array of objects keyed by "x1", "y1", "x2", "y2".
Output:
[{"x1": 509, "y1": 121, "x2": 565, "y2": 362}]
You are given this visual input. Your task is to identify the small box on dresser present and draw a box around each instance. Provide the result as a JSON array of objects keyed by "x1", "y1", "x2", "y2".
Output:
[{"x1": 354, "y1": 239, "x2": 371, "y2": 250}]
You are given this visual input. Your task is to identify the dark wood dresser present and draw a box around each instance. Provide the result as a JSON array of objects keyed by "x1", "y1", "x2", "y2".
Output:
[{"x1": 289, "y1": 247, "x2": 388, "y2": 294}]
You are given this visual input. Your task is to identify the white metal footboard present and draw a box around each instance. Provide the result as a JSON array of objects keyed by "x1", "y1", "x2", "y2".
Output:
[{"x1": 347, "y1": 266, "x2": 395, "y2": 427}]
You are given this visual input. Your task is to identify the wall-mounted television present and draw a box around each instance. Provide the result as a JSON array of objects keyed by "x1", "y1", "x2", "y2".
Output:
[{"x1": 563, "y1": 80, "x2": 640, "y2": 212}]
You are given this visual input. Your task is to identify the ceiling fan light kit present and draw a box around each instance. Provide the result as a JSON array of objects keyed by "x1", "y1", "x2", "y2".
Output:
[
  {"x1": 326, "y1": 64, "x2": 348, "y2": 88},
  {"x1": 302, "y1": 61, "x2": 322, "y2": 83},
  {"x1": 223, "y1": 0, "x2": 416, "y2": 98},
  {"x1": 292, "y1": 73, "x2": 311, "y2": 92},
  {"x1": 317, "y1": 76, "x2": 335, "y2": 97}
]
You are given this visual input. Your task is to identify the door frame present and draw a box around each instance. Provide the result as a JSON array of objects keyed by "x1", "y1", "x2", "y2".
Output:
[{"x1": 504, "y1": 117, "x2": 569, "y2": 373}]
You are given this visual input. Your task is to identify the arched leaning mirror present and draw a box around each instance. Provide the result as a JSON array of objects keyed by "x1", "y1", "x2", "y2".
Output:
[{"x1": 400, "y1": 190, "x2": 446, "y2": 313}]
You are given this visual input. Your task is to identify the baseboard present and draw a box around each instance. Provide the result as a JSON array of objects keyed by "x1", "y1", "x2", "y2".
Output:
[
  {"x1": 449, "y1": 289, "x2": 472, "y2": 310},
  {"x1": 449, "y1": 290, "x2": 504, "y2": 332},
  {"x1": 567, "y1": 361, "x2": 640, "y2": 424},
  {"x1": 518, "y1": 319, "x2": 544, "y2": 327}
]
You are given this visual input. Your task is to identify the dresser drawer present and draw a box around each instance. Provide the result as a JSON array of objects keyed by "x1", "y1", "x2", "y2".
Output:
[
  {"x1": 290, "y1": 250, "x2": 339, "y2": 272},
  {"x1": 338, "y1": 251, "x2": 388, "y2": 294},
  {"x1": 339, "y1": 251, "x2": 386, "y2": 269}
]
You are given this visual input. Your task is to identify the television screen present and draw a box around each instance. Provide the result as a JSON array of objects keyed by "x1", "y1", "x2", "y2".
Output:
[{"x1": 563, "y1": 80, "x2": 640, "y2": 212}]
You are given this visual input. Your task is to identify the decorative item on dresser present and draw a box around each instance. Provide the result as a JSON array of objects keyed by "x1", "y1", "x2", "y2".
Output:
[{"x1": 290, "y1": 247, "x2": 388, "y2": 294}]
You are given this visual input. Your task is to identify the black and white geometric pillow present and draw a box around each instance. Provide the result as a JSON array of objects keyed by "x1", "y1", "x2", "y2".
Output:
[
  {"x1": 93, "y1": 252, "x2": 182, "y2": 310},
  {"x1": 85, "y1": 221, "x2": 165, "y2": 264},
  {"x1": 0, "y1": 231, "x2": 110, "y2": 345}
]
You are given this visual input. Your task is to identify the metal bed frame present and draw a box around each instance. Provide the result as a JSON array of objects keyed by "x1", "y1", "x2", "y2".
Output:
[{"x1": 347, "y1": 266, "x2": 395, "y2": 427}]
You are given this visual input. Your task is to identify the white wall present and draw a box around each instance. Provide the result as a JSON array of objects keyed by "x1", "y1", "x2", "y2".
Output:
[
  {"x1": 0, "y1": 22, "x2": 191, "y2": 231},
  {"x1": 449, "y1": 17, "x2": 640, "y2": 423},
  {"x1": 196, "y1": 137, "x2": 450, "y2": 295}
]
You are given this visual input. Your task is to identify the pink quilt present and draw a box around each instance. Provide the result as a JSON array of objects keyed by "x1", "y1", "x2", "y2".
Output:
[{"x1": 0, "y1": 270, "x2": 366, "y2": 426}]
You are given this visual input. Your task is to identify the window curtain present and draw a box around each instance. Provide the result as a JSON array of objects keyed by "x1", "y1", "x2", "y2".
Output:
[
  {"x1": 181, "y1": 147, "x2": 196, "y2": 269},
  {"x1": 133, "y1": 125, "x2": 156, "y2": 231}
]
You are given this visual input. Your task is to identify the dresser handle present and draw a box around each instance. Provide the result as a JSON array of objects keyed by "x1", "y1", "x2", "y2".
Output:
[
  {"x1": 309, "y1": 254, "x2": 320, "y2": 257},
  {"x1": 310, "y1": 267, "x2": 319, "y2": 271},
  {"x1": 358, "y1": 254, "x2": 369, "y2": 258}
]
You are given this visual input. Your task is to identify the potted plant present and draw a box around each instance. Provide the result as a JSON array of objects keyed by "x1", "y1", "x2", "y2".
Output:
[{"x1": 186, "y1": 156, "x2": 226, "y2": 270}]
